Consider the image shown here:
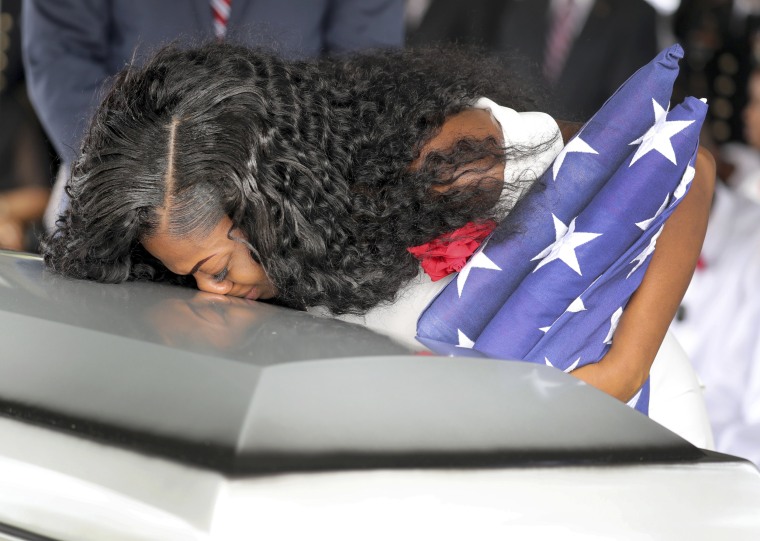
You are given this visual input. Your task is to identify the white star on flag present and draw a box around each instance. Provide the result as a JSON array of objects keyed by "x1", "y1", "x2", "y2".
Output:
[
  {"x1": 539, "y1": 326, "x2": 551, "y2": 333},
  {"x1": 457, "y1": 244, "x2": 501, "y2": 297},
  {"x1": 545, "y1": 356, "x2": 580, "y2": 373},
  {"x1": 552, "y1": 136, "x2": 598, "y2": 180},
  {"x1": 532, "y1": 215, "x2": 602, "y2": 275},
  {"x1": 629, "y1": 99, "x2": 694, "y2": 166},
  {"x1": 457, "y1": 329, "x2": 475, "y2": 349},
  {"x1": 603, "y1": 307, "x2": 624, "y2": 344},
  {"x1": 567, "y1": 296, "x2": 586, "y2": 313},
  {"x1": 627, "y1": 225, "x2": 664, "y2": 278},
  {"x1": 636, "y1": 195, "x2": 669, "y2": 231},
  {"x1": 626, "y1": 388, "x2": 643, "y2": 408},
  {"x1": 674, "y1": 165, "x2": 695, "y2": 200}
]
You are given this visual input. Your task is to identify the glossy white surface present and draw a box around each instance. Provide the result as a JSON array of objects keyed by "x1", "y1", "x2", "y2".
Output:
[
  {"x1": 0, "y1": 417, "x2": 221, "y2": 540},
  {"x1": 213, "y1": 463, "x2": 760, "y2": 540},
  {"x1": 1, "y1": 415, "x2": 760, "y2": 541},
  {"x1": 0, "y1": 252, "x2": 753, "y2": 540}
]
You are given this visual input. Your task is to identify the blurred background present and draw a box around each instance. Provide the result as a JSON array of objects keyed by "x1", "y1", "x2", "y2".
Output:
[
  {"x1": 6, "y1": 0, "x2": 760, "y2": 251},
  {"x1": 0, "y1": 0, "x2": 56, "y2": 252}
]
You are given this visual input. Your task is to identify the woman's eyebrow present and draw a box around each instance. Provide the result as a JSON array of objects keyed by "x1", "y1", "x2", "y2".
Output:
[{"x1": 187, "y1": 254, "x2": 215, "y2": 276}]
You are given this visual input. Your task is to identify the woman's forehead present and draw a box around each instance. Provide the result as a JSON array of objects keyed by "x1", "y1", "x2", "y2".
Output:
[{"x1": 142, "y1": 216, "x2": 233, "y2": 275}]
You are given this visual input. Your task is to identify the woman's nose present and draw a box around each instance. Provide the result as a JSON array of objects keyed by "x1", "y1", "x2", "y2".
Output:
[{"x1": 195, "y1": 273, "x2": 233, "y2": 295}]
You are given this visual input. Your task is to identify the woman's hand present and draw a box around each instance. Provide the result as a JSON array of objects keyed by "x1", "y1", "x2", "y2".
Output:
[
  {"x1": 0, "y1": 187, "x2": 50, "y2": 223},
  {"x1": 0, "y1": 187, "x2": 50, "y2": 250},
  {"x1": 570, "y1": 146, "x2": 716, "y2": 402},
  {"x1": 0, "y1": 218, "x2": 25, "y2": 251}
]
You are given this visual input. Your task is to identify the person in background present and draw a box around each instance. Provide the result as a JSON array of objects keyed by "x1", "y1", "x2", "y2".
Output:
[
  {"x1": 407, "y1": 0, "x2": 658, "y2": 120},
  {"x1": 407, "y1": 0, "x2": 658, "y2": 121},
  {"x1": 406, "y1": 0, "x2": 511, "y2": 50},
  {"x1": 22, "y1": 0, "x2": 404, "y2": 231},
  {"x1": 669, "y1": 184, "x2": 760, "y2": 467},
  {"x1": 0, "y1": 0, "x2": 54, "y2": 251},
  {"x1": 722, "y1": 65, "x2": 760, "y2": 201},
  {"x1": 494, "y1": 0, "x2": 659, "y2": 121},
  {"x1": 673, "y1": 0, "x2": 760, "y2": 146},
  {"x1": 669, "y1": 63, "x2": 760, "y2": 467}
]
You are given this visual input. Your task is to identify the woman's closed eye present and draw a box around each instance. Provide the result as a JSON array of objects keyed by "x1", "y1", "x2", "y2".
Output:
[{"x1": 212, "y1": 267, "x2": 229, "y2": 282}]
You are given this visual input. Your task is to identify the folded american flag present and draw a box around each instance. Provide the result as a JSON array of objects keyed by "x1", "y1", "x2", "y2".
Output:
[{"x1": 416, "y1": 45, "x2": 706, "y2": 414}]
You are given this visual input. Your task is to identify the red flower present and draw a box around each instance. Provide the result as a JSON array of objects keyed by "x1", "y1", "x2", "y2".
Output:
[{"x1": 407, "y1": 221, "x2": 497, "y2": 281}]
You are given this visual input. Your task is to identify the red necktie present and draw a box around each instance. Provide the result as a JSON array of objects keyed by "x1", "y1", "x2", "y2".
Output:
[
  {"x1": 211, "y1": 0, "x2": 232, "y2": 40},
  {"x1": 543, "y1": 0, "x2": 576, "y2": 83}
]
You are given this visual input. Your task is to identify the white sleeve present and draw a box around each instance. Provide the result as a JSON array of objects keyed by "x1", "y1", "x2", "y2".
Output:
[
  {"x1": 648, "y1": 332, "x2": 715, "y2": 450},
  {"x1": 473, "y1": 97, "x2": 564, "y2": 199}
]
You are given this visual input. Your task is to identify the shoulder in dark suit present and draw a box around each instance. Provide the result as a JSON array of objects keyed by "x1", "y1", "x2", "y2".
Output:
[
  {"x1": 406, "y1": 0, "x2": 511, "y2": 50},
  {"x1": 496, "y1": 0, "x2": 658, "y2": 121},
  {"x1": 22, "y1": 0, "x2": 404, "y2": 164}
]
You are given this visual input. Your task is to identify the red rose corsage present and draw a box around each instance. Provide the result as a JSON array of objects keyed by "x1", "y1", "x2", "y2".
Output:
[{"x1": 407, "y1": 221, "x2": 497, "y2": 281}]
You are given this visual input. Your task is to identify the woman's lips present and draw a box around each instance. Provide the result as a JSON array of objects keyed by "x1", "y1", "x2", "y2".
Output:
[{"x1": 244, "y1": 287, "x2": 259, "y2": 300}]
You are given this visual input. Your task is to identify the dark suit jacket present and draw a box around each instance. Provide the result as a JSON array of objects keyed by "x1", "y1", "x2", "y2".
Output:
[
  {"x1": 22, "y1": 0, "x2": 403, "y2": 163},
  {"x1": 496, "y1": 0, "x2": 658, "y2": 121},
  {"x1": 406, "y1": 0, "x2": 510, "y2": 49}
]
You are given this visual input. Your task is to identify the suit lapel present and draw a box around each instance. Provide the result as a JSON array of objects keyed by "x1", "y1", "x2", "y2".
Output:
[
  {"x1": 573, "y1": 0, "x2": 614, "y2": 49},
  {"x1": 563, "y1": 0, "x2": 613, "y2": 73}
]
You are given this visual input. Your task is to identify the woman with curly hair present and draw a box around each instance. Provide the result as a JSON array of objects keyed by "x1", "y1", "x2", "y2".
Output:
[{"x1": 42, "y1": 42, "x2": 715, "y2": 413}]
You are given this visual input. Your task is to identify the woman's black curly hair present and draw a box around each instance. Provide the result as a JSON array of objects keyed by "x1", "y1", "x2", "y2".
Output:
[{"x1": 42, "y1": 42, "x2": 551, "y2": 315}]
